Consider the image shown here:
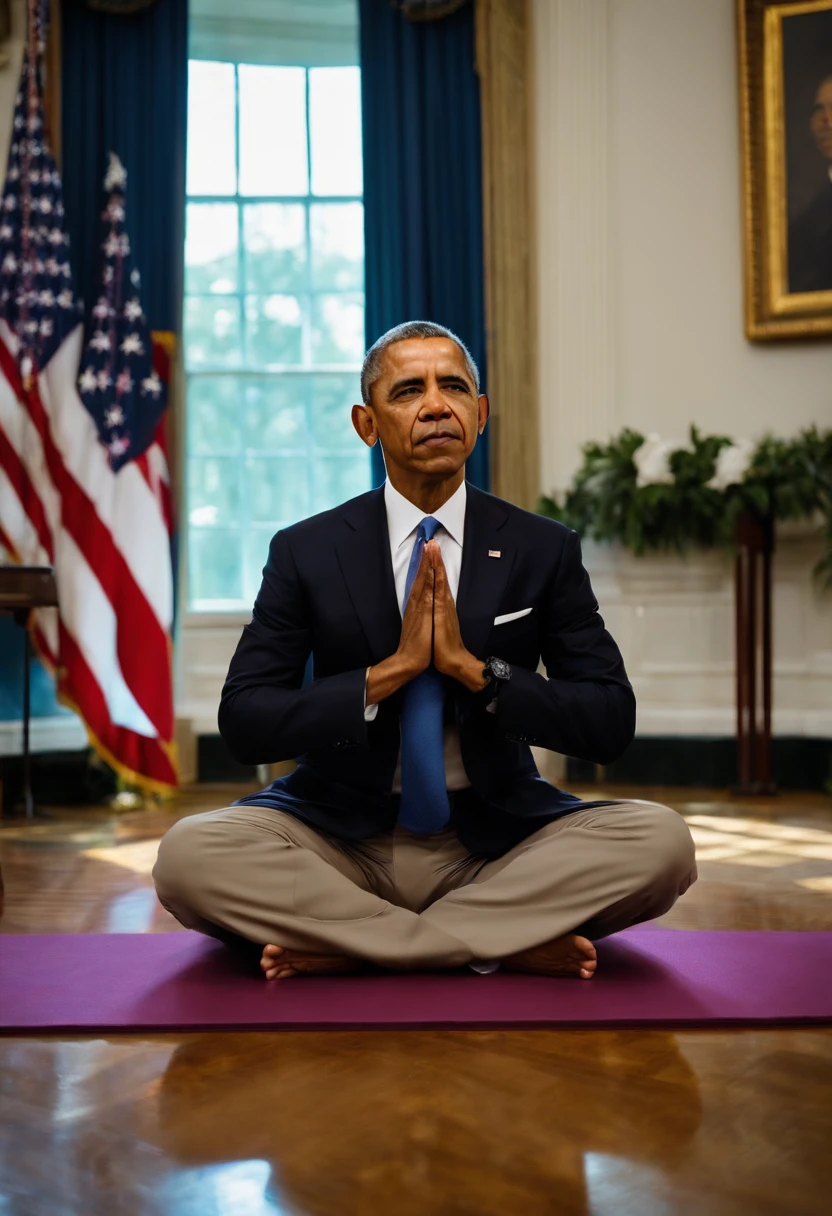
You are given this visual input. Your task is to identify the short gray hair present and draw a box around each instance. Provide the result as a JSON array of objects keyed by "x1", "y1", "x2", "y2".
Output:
[{"x1": 360, "y1": 320, "x2": 480, "y2": 405}]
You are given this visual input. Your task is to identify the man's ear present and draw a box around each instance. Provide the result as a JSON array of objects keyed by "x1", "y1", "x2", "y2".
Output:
[
  {"x1": 351, "y1": 403, "x2": 378, "y2": 447},
  {"x1": 477, "y1": 394, "x2": 490, "y2": 435}
]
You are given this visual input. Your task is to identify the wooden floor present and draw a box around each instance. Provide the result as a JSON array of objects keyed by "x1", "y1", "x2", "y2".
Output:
[{"x1": 2, "y1": 783, "x2": 832, "y2": 1215}]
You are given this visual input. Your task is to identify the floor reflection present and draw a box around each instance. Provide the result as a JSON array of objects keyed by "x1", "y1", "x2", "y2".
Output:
[{"x1": 148, "y1": 1030, "x2": 702, "y2": 1216}]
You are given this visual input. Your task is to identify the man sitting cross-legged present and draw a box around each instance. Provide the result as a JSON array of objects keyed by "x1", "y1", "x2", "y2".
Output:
[{"x1": 153, "y1": 321, "x2": 696, "y2": 981}]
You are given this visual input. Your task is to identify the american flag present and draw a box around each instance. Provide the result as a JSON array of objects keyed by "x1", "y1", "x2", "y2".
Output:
[{"x1": 0, "y1": 8, "x2": 177, "y2": 793}]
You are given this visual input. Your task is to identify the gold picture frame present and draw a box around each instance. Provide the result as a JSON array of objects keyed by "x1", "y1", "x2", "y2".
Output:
[{"x1": 738, "y1": 0, "x2": 832, "y2": 339}]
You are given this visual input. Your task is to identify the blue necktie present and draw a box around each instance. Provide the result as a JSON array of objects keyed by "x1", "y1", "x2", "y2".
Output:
[{"x1": 398, "y1": 516, "x2": 451, "y2": 833}]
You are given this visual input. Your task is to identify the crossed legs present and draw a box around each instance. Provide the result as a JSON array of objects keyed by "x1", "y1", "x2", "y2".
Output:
[{"x1": 152, "y1": 801, "x2": 697, "y2": 979}]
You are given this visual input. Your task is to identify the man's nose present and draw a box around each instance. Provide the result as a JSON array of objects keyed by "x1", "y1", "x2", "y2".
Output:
[{"x1": 419, "y1": 387, "x2": 452, "y2": 418}]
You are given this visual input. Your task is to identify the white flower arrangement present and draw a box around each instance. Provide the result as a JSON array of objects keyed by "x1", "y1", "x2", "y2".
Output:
[
  {"x1": 633, "y1": 433, "x2": 689, "y2": 487},
  {"x1": 706, "y1": 439, "x2": 755, "y2": 491}
]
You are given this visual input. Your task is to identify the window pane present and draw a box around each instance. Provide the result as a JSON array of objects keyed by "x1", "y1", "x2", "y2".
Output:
[
  {"x1": 310, "y1": 203, "x2": 363, "y2": 291},
  {"x1": 188, "y1": 456, "x2": 241, "y2": 527},
  {"x1": 243, "y1": 378, "x2": 307, "y2": 451},
  {"x1": 245, "y1": 455, "x2": 310, "y2": 523},
  {"x1": 189, "y1": 529, "x2": 243, "y2": 606},
  {"x1": 186, "y1": 203, "x2": 238, "y2": 294},
  {"x1": 309, "y1": 374, "x2": 361, "y2": 448},
  {"x1": 245, "y1": 295, "x2": 303, "y2": 366},
  {"x1": 314, "y1": 454, "x2": 371, "y2": 512},
  {"x1": 311, "y1": 293, "x2": 364, "y2": 364},
  {"x1": 309, "y1": 67, "x2": 363, "y2": 196},
  {"x1": 187, "y1": 62, "x2": 236, "y2": 195},
  {"x1": 243, "y1": 203, "x2": 306, "y2": 294},
  {"x1": 187, "y1": 376, "x2": 243, "y2": 455},
  {"x1": 239, "y1": 66, "x2": 308, "y2": 196},
  {"x1": 184, "y1": 297, "x2": 242, "y2": 368}
]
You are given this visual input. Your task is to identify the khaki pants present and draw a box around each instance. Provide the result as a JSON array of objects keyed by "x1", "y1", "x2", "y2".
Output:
[{"x1": 152, "y1": 800, "x2": 697, "y2": 969}]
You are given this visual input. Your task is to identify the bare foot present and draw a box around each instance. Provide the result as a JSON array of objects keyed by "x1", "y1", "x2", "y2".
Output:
[
  {"x1": 501, "y1": 933, "x2": 597, "y2": 980},
  {"x1": 260, "y1": 943, "x2": 367, "y2": 981}
]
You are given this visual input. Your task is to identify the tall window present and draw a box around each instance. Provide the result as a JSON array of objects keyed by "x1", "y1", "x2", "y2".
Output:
[{"x1": 184, "y1": 61, "x2": 368, "y2": 611}]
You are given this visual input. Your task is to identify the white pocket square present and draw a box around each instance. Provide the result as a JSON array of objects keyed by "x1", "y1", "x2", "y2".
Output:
[{"x1": 493, "y1": 608, "x2": 533, "y2": 626}]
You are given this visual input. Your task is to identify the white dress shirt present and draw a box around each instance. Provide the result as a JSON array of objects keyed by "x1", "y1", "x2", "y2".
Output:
[{"x1": 364, "y1": 478, "x2": 472, "y2": 792}]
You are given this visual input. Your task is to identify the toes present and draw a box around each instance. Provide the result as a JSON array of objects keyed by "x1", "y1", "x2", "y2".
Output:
[{"x1": 263, "y1": 944, "x2": 284, "y2": 958}]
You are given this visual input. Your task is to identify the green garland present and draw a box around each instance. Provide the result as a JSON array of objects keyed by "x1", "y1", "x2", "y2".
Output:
[{"x1": 538, "y1": 426, "x2": 832, "y2": 588}]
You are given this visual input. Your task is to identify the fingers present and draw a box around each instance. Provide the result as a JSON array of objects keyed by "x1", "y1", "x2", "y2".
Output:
[
  {"x1": 405, "y1": 544, "x2": 433, "y2": 611},
  {"x1": 426, "y1": 541, "x2": 447, "y2": 603},
  {"x1": 425, "y1": 539, "x2": 446, "y2": 570}
]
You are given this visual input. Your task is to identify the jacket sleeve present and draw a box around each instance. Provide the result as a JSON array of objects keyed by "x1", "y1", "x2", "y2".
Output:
[
  {"x1": 218, "y1": 530, "x2": 368, "y2": 765},
  {"x1": 493, "y1": 530, "x2": 636, "y2": 765}
]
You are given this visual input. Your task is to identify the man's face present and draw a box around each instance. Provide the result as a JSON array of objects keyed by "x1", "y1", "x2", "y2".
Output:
[
  {"x1": 352, "y1": 337, "x2": 488, "y2": 479},
  {"x1": 810, "y1": 77, "x2": 832, "y2": 160}
]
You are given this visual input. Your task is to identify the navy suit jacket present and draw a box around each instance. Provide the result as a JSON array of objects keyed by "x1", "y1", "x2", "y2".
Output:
[{"x1": 220, "y1": 484, "x2": 636, "y2": 858}]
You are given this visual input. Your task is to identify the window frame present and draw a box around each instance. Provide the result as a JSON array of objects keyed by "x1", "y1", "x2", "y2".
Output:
[{"x1": 182, "y1": 60, "x2": 367, "y2": 616}]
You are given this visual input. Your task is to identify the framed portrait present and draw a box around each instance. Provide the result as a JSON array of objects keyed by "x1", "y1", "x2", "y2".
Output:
[{"x1": 738, "y1": 0, "x2": 832, "y2": 339}]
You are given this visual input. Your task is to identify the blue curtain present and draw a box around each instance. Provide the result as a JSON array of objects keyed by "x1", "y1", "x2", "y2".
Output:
[
  {"x1": 60, "y1": 0, "x2": 187, "y2": 334},
  {"x1": 358, "y1": 0, "x2": 489, "y2": 490}
]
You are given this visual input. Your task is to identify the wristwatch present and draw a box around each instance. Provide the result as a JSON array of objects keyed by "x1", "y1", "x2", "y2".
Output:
[{"x1": 480, "y1": 656, "x2": 512, "y2": 710}]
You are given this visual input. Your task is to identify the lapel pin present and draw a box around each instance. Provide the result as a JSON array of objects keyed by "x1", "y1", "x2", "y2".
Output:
[{"x1": 488, "y1": 549, "x2": 501, "y2": 558}]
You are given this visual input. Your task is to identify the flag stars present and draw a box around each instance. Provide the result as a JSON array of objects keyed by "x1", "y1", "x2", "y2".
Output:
[
  {"x1": 79, "y1": 367, "x2": 98, "y2": 394},
  {"x1": 103, "y1": 233, "x2": 130, "y2": 259},
  {"x1": 96, "y1": 369, "x2": 112, "y2": 392},
  {"x1": 108, "y1": 435, "x2": 130, "y2": 460},
  {"x1": 120, "y1": 333, "x2": 143, "y2": 356},
  {"x1": 105, "y1": 404, "x2": 125, "y2": 428},
  {"x1": 124, "y1": 299, "x2": 142, "y2": 321},
  {"x1": 90, "y1": 330, "x2": 110, "y2": 351},
  {"x1": 115, "y1": 370, "x2": 133, "y2": 396},
  {"x1": 141, "y1": 372, "x2": 162, "y2": 397}
]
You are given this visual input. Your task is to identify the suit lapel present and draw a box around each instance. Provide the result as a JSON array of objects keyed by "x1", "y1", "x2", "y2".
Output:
[
  {"x1": 456, "y1": 484, "x2": 514, "y2": 661},
  {"x1": 335, "y1": 487, "x2": 402, "y2": 665}
]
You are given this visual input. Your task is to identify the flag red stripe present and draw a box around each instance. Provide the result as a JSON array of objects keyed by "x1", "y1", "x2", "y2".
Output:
[
  {"x1": 0, "y1": 425, "x2": 54, "y2": 561},
  {"x1": 58, "y1": 621, "x2": 177, "y2": 787},
  {"x1": 0, "y1": 337, "x2": 173, "y2": 739},
  {"x1": 32, "y1": 621, "x2": 58, "y2": 670},
  {"x1": 135, "y1": 426, "x2": 174, "y2": 535}
]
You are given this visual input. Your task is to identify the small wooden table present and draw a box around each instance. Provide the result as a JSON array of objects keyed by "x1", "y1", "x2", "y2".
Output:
[{"x1": 0, "y1": 565, "x2": 59, "y2": 820}]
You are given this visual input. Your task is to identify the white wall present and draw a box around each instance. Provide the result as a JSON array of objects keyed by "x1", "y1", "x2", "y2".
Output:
[
  {"x1": 531, "y1": 0, "x2": 831, "y2": 739},
  {"x1": 533, "y1": 0, "x2": 830, "y2": 498}
]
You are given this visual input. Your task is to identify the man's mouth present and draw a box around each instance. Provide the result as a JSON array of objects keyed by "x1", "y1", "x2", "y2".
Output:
[{"x1": 418, "y1": 431, "x2": 460, "y2": 448}]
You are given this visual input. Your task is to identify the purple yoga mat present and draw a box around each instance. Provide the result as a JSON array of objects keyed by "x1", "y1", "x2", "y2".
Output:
[{"x1": 1, "y1": 929, "x2": 830, "y2": 1032}]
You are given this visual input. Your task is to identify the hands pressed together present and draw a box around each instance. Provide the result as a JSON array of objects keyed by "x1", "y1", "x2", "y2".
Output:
[{"x1": 365, "y1": 540, "x2": 487, "y2": 705}]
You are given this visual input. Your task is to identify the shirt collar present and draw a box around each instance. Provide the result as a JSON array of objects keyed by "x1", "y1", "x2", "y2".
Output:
[{"x1": 383, "y1": 478, "x2": 467, "y2": 551}]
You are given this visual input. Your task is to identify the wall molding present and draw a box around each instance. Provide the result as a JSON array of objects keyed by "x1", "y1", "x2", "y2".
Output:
[
  {"x1": 582, "y1": 535, "x2": 832, "y2": 740},
  {"x1": 0, "y1": 713, "x2": 86, "y2": 757}
]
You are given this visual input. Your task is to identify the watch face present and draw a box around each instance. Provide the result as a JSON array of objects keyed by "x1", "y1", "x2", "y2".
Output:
[{"x1": 491, "y1": 658, "x2": 511, "y2": 680}]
